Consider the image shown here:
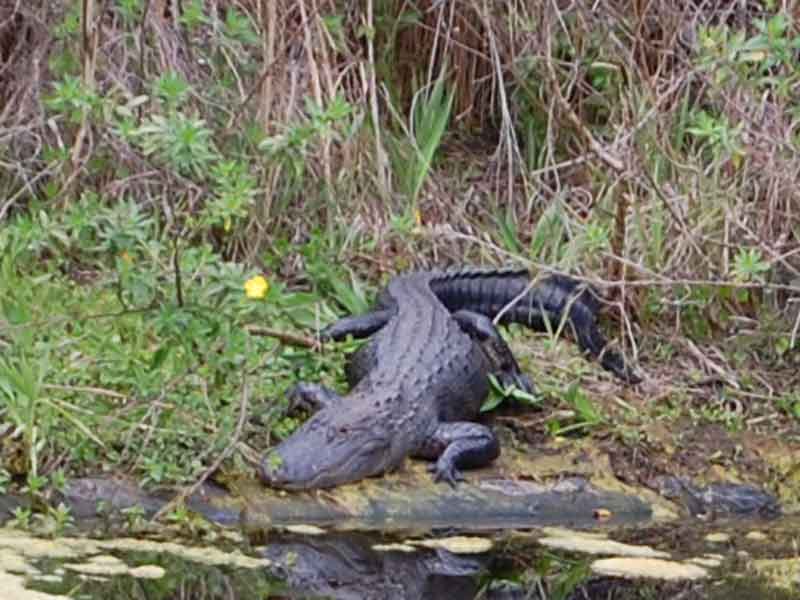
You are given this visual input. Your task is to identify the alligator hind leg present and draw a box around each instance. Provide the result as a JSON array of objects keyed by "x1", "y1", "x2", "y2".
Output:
[
  {"x1": 451, "y1": 310, "x2": 535, "y2": 395},
  {"x1": 414, "y1": 422, "x2": 500, "y2": 487},
  {"x1": 286, "y1": 383, "x2": 344, "y2": 414}
]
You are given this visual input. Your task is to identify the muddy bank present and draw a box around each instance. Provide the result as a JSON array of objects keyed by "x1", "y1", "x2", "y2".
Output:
[
  {"x1": 54, "y1": 436, "x2": 794, "y2": 536},
  {"x1": 60, "y1": 444, "x2": 666, "y2": 533}
]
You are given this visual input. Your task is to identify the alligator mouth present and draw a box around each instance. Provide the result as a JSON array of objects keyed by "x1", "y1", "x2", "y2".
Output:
[{"x1": 261, "y1": 438, "x2": 391, "y2": 490}]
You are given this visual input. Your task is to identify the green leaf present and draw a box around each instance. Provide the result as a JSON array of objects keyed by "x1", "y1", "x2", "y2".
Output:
[{"x1": 150, "y1": 346, "x2": 171, "y2": 371}]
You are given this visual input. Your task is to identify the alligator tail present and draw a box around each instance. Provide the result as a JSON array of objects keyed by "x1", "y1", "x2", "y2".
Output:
[{"x1": 431, "y1": 269, "x2": 640, "y2": 383}]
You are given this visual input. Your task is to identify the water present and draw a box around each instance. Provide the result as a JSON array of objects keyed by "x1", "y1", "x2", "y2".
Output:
[{"x1": 5, "y1": 518, "x2": 799, "y2": 600}]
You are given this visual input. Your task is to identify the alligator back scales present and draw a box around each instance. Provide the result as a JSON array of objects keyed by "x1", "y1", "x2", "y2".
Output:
[{"x1": 259, "y1": 268, "x2": 640, "y2": 491}]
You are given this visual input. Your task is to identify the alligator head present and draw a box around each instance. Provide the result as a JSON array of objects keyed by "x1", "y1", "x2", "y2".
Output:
[{"x1": 259, "y1": 410, "x2": 396, "y2": 490}]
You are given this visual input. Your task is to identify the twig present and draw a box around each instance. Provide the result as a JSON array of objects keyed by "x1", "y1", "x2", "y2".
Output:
[
  {"x1": 245, "y1": 325, "x2": 320, "y2": 349},
  {"x1": 42, "y1": 384, "x2": 127, "y2": 402},
  {"x1": 139, "y1": 0, "x2": 151, "y2": 97},
  {"x1": 365, "y1": 0, "x2": 391, "y2": 199},
  {"x1": 172, "y1": 237, "x2": 183, "y2": 307},
  {"x1": 150, "y1": 371, "x2": 250, "y2": 522},
  {"x1": 224, "y1": 1, "x2": 326, "y2": 133}
]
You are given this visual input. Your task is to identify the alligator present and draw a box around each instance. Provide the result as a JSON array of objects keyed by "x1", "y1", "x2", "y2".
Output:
[
  {"x1": 260, "y1": 268, "x2": 640, "y2": 490},
  {"x1": 262, "y1": 531, "x2": 649, "y2": 600},
  {"x1": 262, "y1": 532, "x2": 487, "y2": 600}
]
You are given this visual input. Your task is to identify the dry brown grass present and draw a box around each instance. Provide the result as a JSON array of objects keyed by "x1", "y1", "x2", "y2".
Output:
[{"x1": 0, "y1": 1, "x2": 798, "y2": 382}]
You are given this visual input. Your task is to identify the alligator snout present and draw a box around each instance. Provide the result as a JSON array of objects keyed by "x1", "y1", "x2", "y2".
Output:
[
  {"x1": 259, "y1": 450, "x2": 305, "y2": 489},
  {"x1": 259, "y1": 447, "x2": 343, "y2": 490}
]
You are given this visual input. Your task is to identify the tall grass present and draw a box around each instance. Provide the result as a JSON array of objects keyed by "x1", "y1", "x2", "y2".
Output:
[{"x1": 0, "y1": 1, "x2": 797, "y2": 364}]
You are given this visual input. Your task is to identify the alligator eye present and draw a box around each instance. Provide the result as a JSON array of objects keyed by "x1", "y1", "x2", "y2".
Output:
[{"x1": 339, "y1": 426, "x2": 349, "y2": 435}]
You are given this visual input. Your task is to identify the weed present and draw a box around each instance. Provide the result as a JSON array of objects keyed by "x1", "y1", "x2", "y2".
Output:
[
  {"x1": 546, "y1": 384, "x2": 605, "y2": 436},
  {"x1": 12, "y1": 507, "x2": 32, "y2": 530},
  {"x1": 396, "y1": 73, "x2": 455, "y2": 203}
]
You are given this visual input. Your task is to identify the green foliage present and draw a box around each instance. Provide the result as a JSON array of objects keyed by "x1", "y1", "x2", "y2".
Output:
[
  {"x1": 546, "y1": 384, "x2": 604, "y2": 436},
  {"x1": 116, "y1": 0, "x2": 142, "y2": 26},
  {"x1": 686, "y1": 110, "x2": 744, "y2": 165},
  {"x1": 300, "y1": 230, "x2": 372, "y2": 316},
  {"x1": 260, "y1": 95, "x2": 357, "y2": 185},
  {"x1": 223, "y1": 8, "x2": 259, "y2": 46},
  {"x1": 12, "y1": 507, "x2": 32, "y2": 529},
  {"x1": 776, "y1": 393, "x2": 800, "y2": 421},
  {"x1": 495, "y1": 212, "x2": 524, "y2": 256},
  {"x1": 732, "y1": 248, "x2": 770, "y2": 282},
  {"x1": 0, "y1": 200, "x2": 346, "y2": 496},
  {"x1": 529, "y1": 201, "x2": 567, "y2": 264},
  {"x1": 201, "y1": 161, "x2": 258, "y2": 232},
  {"x1": 481, "y1": 374, "x2": 542, "y2": 412},
  {"x1": 153, "y1": 72, "x2": 191, "y2": 108},
  {"x1": 179, "y1": 0, "x2": 208, "y2": 30},
  {"x1": 698, "y1": 16, "x2": 800, "y2": 86},
  {"x1": 582, "y1": 222, "x2": 609, "y2": 253},
  {"x1": 135, "y1": 113, "x2": 217, "y2": 177},
  {"x1": 45, "y1": 76, "x2": 101, "y2": 123},
  {"x1": 398, "y1": 74, "x2": 455, "y2": 203},
  {"x1": 507, "y1": 553, "x2": 592, "y2": 600}
]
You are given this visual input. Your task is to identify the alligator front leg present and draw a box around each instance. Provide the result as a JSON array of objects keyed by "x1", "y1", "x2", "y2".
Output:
[
  {"x1": 320, "y1": 309, "x2": 393, "y2": 341},
  {"x1": 286, "y1": 382, "x2": 344, "y2": 414},
  {"x1": 414, "y1": 422, "x2": 500, "y2": 487},
  {"x1": 451, "y1": 310, "x2": 535, "y2": 395}
]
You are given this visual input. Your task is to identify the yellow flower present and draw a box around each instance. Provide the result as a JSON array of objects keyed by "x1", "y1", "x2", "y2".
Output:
[{"x1": 244, "y1": 275, "x2": 269, "y2": 299}]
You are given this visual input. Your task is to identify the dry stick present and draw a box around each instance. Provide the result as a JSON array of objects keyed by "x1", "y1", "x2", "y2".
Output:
[
  {"x1": 298, "y1": 0, "x2": 330, "y2": 185},
  {"x1": 64, "y1": 0, "x2": 100, "y2": 200},
  {"x1": 365, "y1": 0, "x2": 391, "y2": 199},
  {"x1": 151, "y1": 375, "x2": 250, "y2": 523},
  {"x1": 0, "y1": 164, "x2": 58, "y2": 221},
  {"x1": 791, "y1": 301, "x2": 800, "y2": 350},
  {"x1": 43, "y1": 384, "x2": 127, "y2": 402},
  {"x1": 245, "y1": 325, "x2": 320, "y2": 349},
  {"x1": 139, "y1": 0, "x2": 152, "y2": 90},
  {"x1": 426, "y1": 225, "x2": 800, "y2": 294},
  {"x1": 224, "y1": 2, "x2": 326, "y2": 133},
  {"x1": 172, "y1": 237, "x2": 184, "y2": 307},
  {"x1": 545, "y1": 25, "x2": 713, "y2": 273},
  {"x1": 482, "y1": 0, "x2": 520, "y2": 207},
  {"x1": 258, "y1": 0, "x2": 277, "y2": 125}
]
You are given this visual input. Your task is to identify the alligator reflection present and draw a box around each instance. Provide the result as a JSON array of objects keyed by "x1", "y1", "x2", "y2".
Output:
[
  {"x1": 262, "y1": 533, "x2": 665, "y2": 600},
  {"x1": 263, "y1": 533, "x2": 485, "y2": 600}
]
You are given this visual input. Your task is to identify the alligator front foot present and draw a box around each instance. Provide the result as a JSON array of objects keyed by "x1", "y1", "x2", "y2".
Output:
[
  {"x1": 415, "y1": 422, "x2": 500, "y2": 488},
  {"x1": 428, "y1": 460, "x2": 465, "y2": 488},
  {"x1": 493, "y1": 370, "x2": 535, "y2": 397}
]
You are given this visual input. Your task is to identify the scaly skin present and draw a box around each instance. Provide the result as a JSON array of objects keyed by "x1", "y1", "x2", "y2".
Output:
[{"x1": 260, "y1": 269, "x2": 640, "y2": 491}]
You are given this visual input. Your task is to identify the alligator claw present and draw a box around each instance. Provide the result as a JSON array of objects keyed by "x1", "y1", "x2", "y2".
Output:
[
  {"x1": 493, "y1": 371, "x2": 537, "y2": 399},
  {"x1": 428, "y1": 460, "x2": 464, "y2": 488},
  {"x1": 505, "y1": 372, "x2": 536, "y2": 396}
]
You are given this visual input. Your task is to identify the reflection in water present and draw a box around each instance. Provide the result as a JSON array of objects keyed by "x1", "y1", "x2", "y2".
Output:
[
  {"x1": 259, "y1": 533, "x2": 677, "y2": 600},
  {"x1": 23, "y1": 532, "x2": 797, "y2": 600},
  {"x1": 259, "y1": 533, "x2": 798, "y2": 600},
  {"x1": 263, "y1": 533, "x2": 486, "y2": 600}
]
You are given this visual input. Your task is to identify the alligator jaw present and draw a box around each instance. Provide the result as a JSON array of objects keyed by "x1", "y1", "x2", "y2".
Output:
[{"x1": 259, "y1": 414, "x2": 395, "y2": 491}]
